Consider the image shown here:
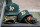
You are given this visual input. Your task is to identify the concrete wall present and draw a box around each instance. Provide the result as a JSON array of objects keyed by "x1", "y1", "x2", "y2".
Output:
[{"x1": 12, "y1": 0, "x2": 40, "y2": 10}]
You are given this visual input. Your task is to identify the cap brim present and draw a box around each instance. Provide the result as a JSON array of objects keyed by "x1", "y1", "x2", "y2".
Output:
[{"x1": 5, "y1": 11, "x2": 19, "y2": 15}]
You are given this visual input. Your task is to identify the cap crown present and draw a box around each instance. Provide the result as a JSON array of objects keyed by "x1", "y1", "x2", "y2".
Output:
[
  {"x1": 5, "y1": 3, "x2": 19, "y2": 12},
  {"x1": 18, "y1": 10, "x2": 32, "y2": 22},
  {"x1": 5, "y1": 0, "x2": 19, "y2": 15}
]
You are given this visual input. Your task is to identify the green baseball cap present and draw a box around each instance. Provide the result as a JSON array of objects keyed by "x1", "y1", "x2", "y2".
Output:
[
  {"x1": 18, "y1": 10, "x2": 32, "y2": 22},
  {"x1": 5, "y1": 3, "x2": 20, "y2": 15}
]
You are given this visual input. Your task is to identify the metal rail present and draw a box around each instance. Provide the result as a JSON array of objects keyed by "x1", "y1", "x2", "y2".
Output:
[{"x1": 0, "y1": 0, "x2": 6, "y2": 27}]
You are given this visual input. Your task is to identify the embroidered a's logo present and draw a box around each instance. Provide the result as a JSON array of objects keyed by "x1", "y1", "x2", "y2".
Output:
[
  {"x1": 9, "y1": 6, "x2": 14, "y2": 11},
  {"x1": 21, "y1": 11, "x2": 26, "y2": 15}
]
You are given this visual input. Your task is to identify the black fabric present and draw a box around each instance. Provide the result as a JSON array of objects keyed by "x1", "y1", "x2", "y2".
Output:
[{"x1": 20, "y1": 15, "x2": 32, "y2": 23}]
